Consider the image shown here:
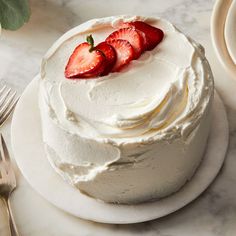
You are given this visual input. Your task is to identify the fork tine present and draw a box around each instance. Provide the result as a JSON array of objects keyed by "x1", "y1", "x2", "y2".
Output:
[
  {"x1": 0, "y1": 97, "x2": 19, "y2": 127},
  {"x1": 0, "y1": 85, "x2": 7, "y2": 96},
  {"x1": 0, "y1": 143, "x2": 3, "y2": 162},
  {"x1": 0, "y1": 91, "x2": 16, "y2": 117},
  {"x1": 0, "y1": 134, "x2": 10, "y2": 162},
  {"x1": 0, "y1": 90, "x2": 15, "y2": 110},
  {"x1": 0, "y1": 87, "x2": 12, "y2": 108}
]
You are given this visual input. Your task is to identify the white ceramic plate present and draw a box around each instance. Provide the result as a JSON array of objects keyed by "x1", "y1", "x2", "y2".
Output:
[
  {"x1": 11, "y1": 77, "x2": 229, "y2": 224},
  {"x1": 211, "y1": 0, "x2": 236, "y2": 78},
  {"x1": 225, "y1": 0, "x2": 236, "y2": 64}
]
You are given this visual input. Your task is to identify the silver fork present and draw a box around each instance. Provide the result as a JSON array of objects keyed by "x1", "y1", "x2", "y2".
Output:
[
  {"x1": 0, "y1": 135, "x2": 19, "y2": 236},
  {"x1": 0, "y1": 85, "x2": 19, "y2": 127},
  {"x1": 0, "y1": 85, "x2": 19, "y2": 236}
]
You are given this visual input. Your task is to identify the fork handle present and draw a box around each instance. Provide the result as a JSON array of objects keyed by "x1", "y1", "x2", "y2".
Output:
[{"x1": 2, "y1": 196, "x2": 19, "y2": 236}]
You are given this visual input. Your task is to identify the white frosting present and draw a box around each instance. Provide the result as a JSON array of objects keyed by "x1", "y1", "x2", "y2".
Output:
[{"x1": 39, "y1": 16, "x2": 214, "y2": 204}]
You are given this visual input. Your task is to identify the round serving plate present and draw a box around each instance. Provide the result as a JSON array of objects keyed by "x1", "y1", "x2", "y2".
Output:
[
  {"x1": 211, "y1": 0, "x2": 236, "y2": 78},
  {"x1": 11, "y1": 77, "x2": 229, "y2": 224}
]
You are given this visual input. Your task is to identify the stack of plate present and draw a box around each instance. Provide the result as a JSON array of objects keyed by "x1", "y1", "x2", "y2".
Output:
[{"x1": 212, "y1": 0, "x2": 236, "y2": 78}]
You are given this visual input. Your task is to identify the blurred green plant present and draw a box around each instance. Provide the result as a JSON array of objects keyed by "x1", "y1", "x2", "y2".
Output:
[{"x1": 0, "y1": 0, "x2": 30, "y2": 30}]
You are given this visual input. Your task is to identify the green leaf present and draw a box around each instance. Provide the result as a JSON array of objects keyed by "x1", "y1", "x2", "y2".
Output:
[{"x1": 0, "y1": 0, "x2": 30, "y2": 31}]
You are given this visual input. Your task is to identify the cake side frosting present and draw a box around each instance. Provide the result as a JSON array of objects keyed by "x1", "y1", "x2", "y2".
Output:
[{"x1": 39, "y1": 15, "x2": 214, "y2": 204}]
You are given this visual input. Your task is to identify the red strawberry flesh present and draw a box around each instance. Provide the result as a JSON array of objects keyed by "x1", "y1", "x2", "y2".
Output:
[
  {"x1": 65, "y1": 42, "x2": 105, "y2": 79},
  {"x1": 106, "y1": 27, "x2": 144, "y2": 59},
  {"x1": 106, "y1": 39, "x2": 134, "y2": 72},
  {"x1": 120, "y1": 21, "x2": 164, "y2": 50},
  {"x1": 95, "y1": 42, "x2": 117, "y2": 75}
]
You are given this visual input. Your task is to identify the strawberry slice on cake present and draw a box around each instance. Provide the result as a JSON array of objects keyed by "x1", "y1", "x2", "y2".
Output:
[{"x1": 64, "y1": 20, "x2": 164, "y2": 79}]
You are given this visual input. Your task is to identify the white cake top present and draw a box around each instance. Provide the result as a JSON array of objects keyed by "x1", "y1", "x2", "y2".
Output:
[{"x1": 41, "y1": 15, "x2": 213, "y2": 145}]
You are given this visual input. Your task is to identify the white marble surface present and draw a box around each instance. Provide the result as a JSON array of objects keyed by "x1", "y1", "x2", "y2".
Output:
[{"x1": 0, "y1": 0, "x2": 236, "y2": 235}]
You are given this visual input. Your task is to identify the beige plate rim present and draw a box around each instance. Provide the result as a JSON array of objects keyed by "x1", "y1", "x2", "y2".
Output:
[{"x1": 211, "y1": 0, "x2": 236, "y2": 78}]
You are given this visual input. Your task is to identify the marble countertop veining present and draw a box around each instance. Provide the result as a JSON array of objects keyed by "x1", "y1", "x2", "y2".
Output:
[{"x1": 1, "y1": 0, "x2": 236, "y2": 235}]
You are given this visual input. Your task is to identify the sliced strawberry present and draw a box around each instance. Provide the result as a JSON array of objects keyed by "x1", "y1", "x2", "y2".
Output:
[
  {"x1": 95, "y1": 42, "x2": 117, "y2": 75},
  {"x1": 120, "y1": 21, "x2": 164, "y2": 50},
  {"x1": 135, "y1": 29, "x2": 148, "y2": 51},
  {"x1": 106, "y1": 39, "x2": 134, "y2": 72},
  {"x1": 78, "y1": 61, "x2": 107, "y2": 78},
  {"x1": 106, "y1": 28, "x2": 144, "y2": 59},
  {"x1": 65, "y1": 42, "x2": 106, "y2": 78}
]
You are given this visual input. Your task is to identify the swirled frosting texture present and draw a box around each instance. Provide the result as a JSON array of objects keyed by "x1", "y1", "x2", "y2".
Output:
[{"x1": 39, "y1": 16, "x2": 214, "y2": 204}]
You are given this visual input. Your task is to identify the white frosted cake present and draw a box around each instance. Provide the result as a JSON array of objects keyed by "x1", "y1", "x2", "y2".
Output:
[{"x1": 39, "y1": 15, "x2": 214, "y2": 204}]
